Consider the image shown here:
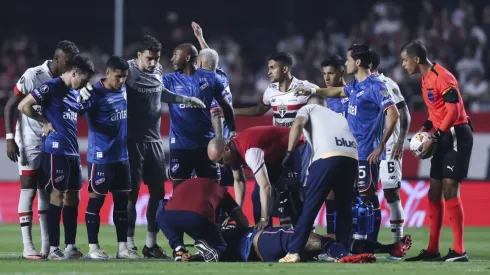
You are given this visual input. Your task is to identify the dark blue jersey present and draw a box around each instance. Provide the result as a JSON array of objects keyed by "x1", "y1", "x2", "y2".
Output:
[
  {"x1": 212, "y1": 67, "x2": 233, "y2": 138},
  {"x1": 326, "y1": 97, "x2": 349, "y2": 117},
  {"x1": 163, "y1": 68, "x2": 226, "y2": 149},
  {"x1": 83, "y1": 80, "x2": 128, "y2": 164},
  {"x1": 31, "y1": 77, "x2": 80, "y2": 156},
  {"x1": 344, "y1": 75, "x2": 394, "y2": 160}
]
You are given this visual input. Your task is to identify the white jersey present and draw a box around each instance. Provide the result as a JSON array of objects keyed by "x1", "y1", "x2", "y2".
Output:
[
  {"x1": 377, "y1": 73, "x2": 405, "y2": 151},
  {"x1": 262, "y1": 77, "x2": 318, "y2": 127},
  {"x1": 14, "y1": 60, "x2": 53, "y2": 146},
  {"x1": 296, "y1": 104, "x2": 358, "y2": 163}
]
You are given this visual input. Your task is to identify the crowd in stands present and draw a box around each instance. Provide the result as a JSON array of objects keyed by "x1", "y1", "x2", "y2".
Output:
[{"x1": 1, "y1": 0, "x2": 489, "y2": 113}]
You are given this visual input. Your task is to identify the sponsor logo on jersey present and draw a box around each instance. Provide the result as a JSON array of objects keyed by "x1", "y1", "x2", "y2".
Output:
[
  {"x1": 335, "y1": 137, "x2": 358, "y2": 149},
  {"x1": 274, "y1": 121, "x2": 293, "y2": 127},
  {"x1": 356, "y1": 91, "x2": 365, "y2": 97},
  {"x1": 63, "y1": 109, "x2": 78, "y2": 121},
  {"x1": 110, "y1": 109, "x2": 127, "y2": 121},
  {"x1": 107, "y1": 98, "x2": 114, "y2": 104},
  {"x1": 341, "y1": 97, "x2": 349, "y2": 104},
  {"x1": 175, "y1": 85, "x2": 184, "y2": 91}
]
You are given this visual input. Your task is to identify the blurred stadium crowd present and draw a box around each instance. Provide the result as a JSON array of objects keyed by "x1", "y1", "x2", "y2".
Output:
[{"x1": 0, "y1": 0, "x2": 489, "y2": 112}]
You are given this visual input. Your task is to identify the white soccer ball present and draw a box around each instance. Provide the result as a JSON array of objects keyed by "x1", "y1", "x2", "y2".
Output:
[{"x1": 410, "y1": 132, "x2": 434, "y2": 159}]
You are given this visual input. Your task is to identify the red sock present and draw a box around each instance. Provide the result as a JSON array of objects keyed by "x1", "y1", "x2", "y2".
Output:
[
  {"x1": 446, "y1": 197, "x2": 465, "y2": 254},
  {"x1": 427, "y1": 200, "x2": 444, "y2": 254}
]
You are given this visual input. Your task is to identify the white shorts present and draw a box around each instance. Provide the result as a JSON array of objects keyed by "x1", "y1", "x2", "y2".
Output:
[
  {"x1": 379, "y1": 157, "x2": 402, "y2": 190},
  {"x1": 16, "y1": 142, "x2": 43, "y2": 176}
]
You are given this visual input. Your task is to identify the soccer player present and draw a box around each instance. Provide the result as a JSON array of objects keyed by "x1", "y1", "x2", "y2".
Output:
[
  {"x1": 164, "y1": 43, "x2": 236, "y2": 187},
  {"x1": 401, "y1": 40, "x2": 472, "y2": 262},
  {"x1": 370, "y1": 51, "x2": 411, "y2": 245},
  {"x1": 82, "y1": 56, "x2": 139, "y2": 259},
  {"x1": 295, "y1": 44, "x2": 400, "y2": 242},
  {"x1": 156, "y1": 177, "x2": 248, "y2": 262},
  {"x1": 18, "y1": 55, "x2": 96, "y2": 260},
  {"x1": 192, "y1": 21, "x2": 241, "y2": 190},
  {"x1": 4, "y1": 41, "x2": 79, "y2": 259},
  {"x1": 320, "y1": 55, "x2": 350, "y2": 236},
  {"x1": 207, "y1": 126, "x2": 305, "y2": 229},
  {"x1": 125, "y1": 35, "x2": 204, "y2": 257},
  {"x1": 322, "y1": 55, "x2": 349, "y2": 116},
  {"x1": 278, "y1": 94, "x2": 359, "y2": 263}
]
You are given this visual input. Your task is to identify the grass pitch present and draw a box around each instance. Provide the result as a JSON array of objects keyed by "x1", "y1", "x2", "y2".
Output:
[{"x1": 0, "y1": 225, "x2": 489, "y2": 274}]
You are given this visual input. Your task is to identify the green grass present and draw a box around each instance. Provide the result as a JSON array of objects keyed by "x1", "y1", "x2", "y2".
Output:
[{"x1": 0, "y1": 225, "x2": 489, "y2": 274}]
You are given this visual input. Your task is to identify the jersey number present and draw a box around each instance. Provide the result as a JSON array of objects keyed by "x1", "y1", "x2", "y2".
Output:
[
  {"x1": 387, "y1": 161, "x2": 395, "y2": 174},
  {"x1": 359, "y1": 165, "x2": 367, "y2": 180}
]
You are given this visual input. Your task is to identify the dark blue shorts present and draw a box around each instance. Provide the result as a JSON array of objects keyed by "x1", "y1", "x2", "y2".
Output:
[
  {"x1": 257, "y1": 227, "x2": 295, "y2": 262},
  {"x1": 169, "y1": 148, "x2": 220, "y2": 181},
  {"x1": 87, "y1": 160, "x2": 131, "y2": 195},
  {"x1": 218, "y1": 165, "x2": 234, "y2": 187},
  {"x1": 357, "y1": 160, "x2": 380, "y2": 194},
  {"x1": 42, "y1": 153, "x2": 82, "y2": 193}
]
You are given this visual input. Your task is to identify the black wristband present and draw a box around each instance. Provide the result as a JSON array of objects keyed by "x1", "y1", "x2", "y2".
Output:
[
  {"x1": 433, "y1": 129, "x2": 444, "y2": 142},
  {"x1": 423, "y1": 120, "x2": 433, "y2": 131}
]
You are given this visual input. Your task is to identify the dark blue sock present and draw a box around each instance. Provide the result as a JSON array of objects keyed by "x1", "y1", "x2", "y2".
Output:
[
  {"x1": 86, "y1": 198, "x2": 104, "y2": 244},
  {"x1": 363, "y1": 196, "x2": 381, "y2": 242},
  {"x1": 325, "y1": 199, "x2": 337, "y2": 234},
  {"x1": 113, "y1": 195, "x2": 128, "y2": 243},
  {"x1": 63, "y1": 205, "x2": 78, "y2": 245},
  {"x1": 48, "y1": 204, "x2": 62, "y2": 247}
]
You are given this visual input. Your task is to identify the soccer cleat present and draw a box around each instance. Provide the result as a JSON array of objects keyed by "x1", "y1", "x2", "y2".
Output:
[
  {"x1": 279, "y1": 253, "x2": 300, "y2": 263},
  {"x1": 317, "y1": 253, "x2": 337, "y2": 262},
  {"x1": 404, "y1": 249, "x2": 441, "y2": 261},
  {"x1": 439, "y1": 249, "x2": 469, "y2": 262},
  {"x1": 86, "y1": 248, "x2": 109, "y2": 260},
  {"x1": 64, "y1": 246, "x2": 84, "y2": 260},
  {"x1": 23, "y1": 246, "x2": 44, "y2": 260},
  {"x1": 116, "y1": 248, "x2": 141, "y2": 259},
  {"x1": 48, "y1": 248, "x2": 66, "y2": 260},
  {"x1": 389, "y1": 234, "x2": 412, "y2": 258},
  {"x1": 339, "y1": 253, "x2": 376, "y2": 264},
  {"x1": 194, "y1": 240, "x2": 219, "y2": 262},
  {"x1": 142, "y1": 244, "x2": 169, "y2": 259}
]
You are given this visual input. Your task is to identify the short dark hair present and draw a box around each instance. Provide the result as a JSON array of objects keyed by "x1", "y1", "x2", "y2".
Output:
[
  {"x1": 348, "y1": 44, "x2": 371, "y2": 68},
  {"x1": 400, "y1": 40, "x2": 428, "y2": 60},
  {"x1": 67, "y1": 55, "x2": 96, "y2": 75},
  {"x1": 138, "y1": 35, "x2": 162, "y2": 53},
  {"x1": 321, "y1": 55, "x2": 344, "y2": 70},
  {"x1": 106, "y1": 56, "x2": 129, "y2": 71},
  {"x1": 269, "y1": 52, "x2": 293, "y2": 68},
  {"x1": 55, "y1": 40, "x2": 79, "y2": 57},
  {"x1": 370, "y1": 50, "x2": 381, "y2": 71}
]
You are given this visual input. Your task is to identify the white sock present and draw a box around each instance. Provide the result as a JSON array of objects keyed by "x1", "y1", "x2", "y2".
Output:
[
  {"x1": 388, "y1": 200, "x2": 405, "y2": 242},
  {"x1": 50, "y1": 246, "x2": 59, "y2": 253},
  {"x1": 118, "y1": 242, "x2": 127, "y2": 252},
  {"x1": 146, "y1": 231, "x2": 157, "y2": 247},
  {"x1": 65, "y1": 244, "x2": 76, "y2": 251},
  {"x1": 37, "y1": 188, "x2": 50, "y2": 254},
  {"x1": 127, "y1": 237, "x2": 136, "y2": 249},
  {"x1": 18, "y1": 189, "x2": 36, "y2": 248},
  {"x1": 89, "y1": 243, "x2": 100, "y2": 251}
]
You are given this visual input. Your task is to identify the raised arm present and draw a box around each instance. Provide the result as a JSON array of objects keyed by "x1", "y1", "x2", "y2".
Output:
[{"x1": 191, "y1": 22, "x2": 210, "y2": 50}]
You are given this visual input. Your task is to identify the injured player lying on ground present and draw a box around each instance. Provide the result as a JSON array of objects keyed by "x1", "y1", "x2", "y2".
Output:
[{"x1": 178, "y1": 225, "x2": 412, "y2": 263}]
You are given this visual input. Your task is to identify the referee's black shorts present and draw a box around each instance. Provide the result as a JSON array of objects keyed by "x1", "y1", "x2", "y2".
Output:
[{"x1": 430, "y1": 124, "x2": 473, "y2": 182}]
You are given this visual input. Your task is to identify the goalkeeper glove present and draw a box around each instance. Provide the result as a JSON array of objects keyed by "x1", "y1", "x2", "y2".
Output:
[
  {"x1": 80, "y1": 83, "x2": 93, "y2": 102},
  {"x1": 183, "y1": 96, "x2": 206, "y2": 108}
]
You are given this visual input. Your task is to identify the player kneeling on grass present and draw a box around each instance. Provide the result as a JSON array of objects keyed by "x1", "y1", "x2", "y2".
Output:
[
  {"x1": 81, "y1": 56, "x2": 139, "y2": 259},
  {"x1": 156, "y1": 177, "x2": 248, "y2": 262},
  {"x1": 18, "y1": 55, "x2": 95, "y2": 260}
]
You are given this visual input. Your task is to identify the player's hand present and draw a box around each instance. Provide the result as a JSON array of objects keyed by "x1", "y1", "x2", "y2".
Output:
[
  {"x1": 211, "y1": 107, "x2": 224, "y2": 117},
  {"x1": 418, "y1": 139, "x2": 434, "y2": 159},
  {"x1": 282, "y1": 151, "x2": 293, "y2": 168},
  {"x1": 183, "y1": 97, "x2": 206, "y2": 108},
  {"x1": 80, "y1": 83, "x2": 94, "y2": 102},
  {"x1": 391, "y1": 141, "x2": 404, "y2": 160},
  {"x1": 6, "y1": 139, "x2": 20, "y2": 162},
  {"x1": 294, "y1": 86, "x2": 312, "y2": 96},
  {"x1": 254, "y1": 220, "x2": 269, "y2": 230},
  {"x1": 181, "y1": 252, "x2": 192, "y2": 262},
  {"x1": 191, "y1": 21, "x2": 203, "y2": 38},
  {"x1": 367, "y1": 144, "x2": 384, "y2": 164},
  {"x1": 43, "y1": 122, "x2": 57, "y2": 136}
]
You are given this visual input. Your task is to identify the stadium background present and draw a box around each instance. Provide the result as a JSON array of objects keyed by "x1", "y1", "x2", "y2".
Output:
[{"x1": 0, "y1": 0, "x2": 489, "y2": 227}]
